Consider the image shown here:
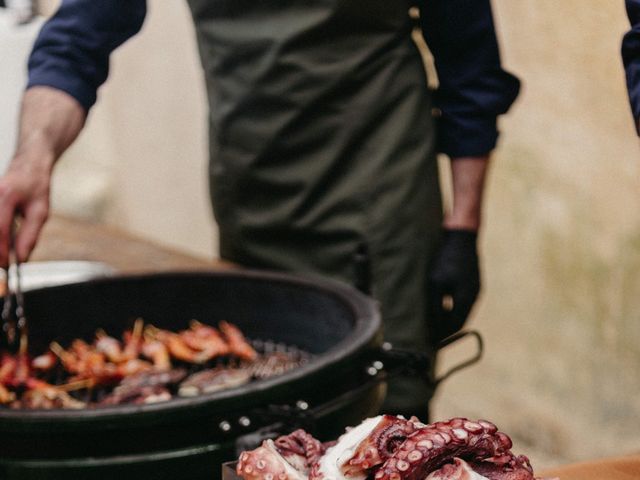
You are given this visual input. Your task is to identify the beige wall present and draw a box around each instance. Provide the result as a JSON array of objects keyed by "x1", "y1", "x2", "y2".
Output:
[
  {"x1": 50, "y1": 0, "x2": 216, "y2": 259},
  {"x1": 31, "y1": 0, "x2": 640, "y2": 469},
  {"x1": 433, "y1": 0, "x2": 640, "y2": 468}
]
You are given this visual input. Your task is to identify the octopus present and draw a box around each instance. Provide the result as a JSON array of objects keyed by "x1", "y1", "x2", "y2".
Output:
[
  {"x1": 275, "y1": 430, "x2": 327, "y2": 475},
  {"x1": 310, "y1": 415, "x2": 422, "y2": 480},
  {"x1": 373, "y1": 418, "x2": 535, "y2": 480},
  {"x1": 237, "y1": 430, "x2": 326, "y2": 480},
  {"x1": 425, "y1": 458, "x2": 534, "y2": 480},
  {"x1": 236, "y1": 417, "x2": 542, "y2": 480}
]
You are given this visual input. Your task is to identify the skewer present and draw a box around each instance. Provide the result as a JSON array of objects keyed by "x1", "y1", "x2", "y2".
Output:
[
  {"x1": 131, "y1": 318, "x2": 144, "y2": 341},
  {"x1": 49, "y1": 342, "x2": 67, "y2": 360},
  {"x1": 56, "y1": 378, "x2": 95, "y2": 392}
]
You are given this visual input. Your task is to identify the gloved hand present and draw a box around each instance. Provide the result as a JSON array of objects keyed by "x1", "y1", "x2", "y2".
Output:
[{"x1": 427, "y1": 229, "x2": 481, "y2": 345}]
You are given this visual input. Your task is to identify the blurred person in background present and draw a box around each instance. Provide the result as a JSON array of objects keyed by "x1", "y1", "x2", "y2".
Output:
[
  {"x1": 0, "y1": 0, "x2": 519, "y2": 419},
  {"x1": 623, "y1": 0, "x2": 640, "y2": 131}
]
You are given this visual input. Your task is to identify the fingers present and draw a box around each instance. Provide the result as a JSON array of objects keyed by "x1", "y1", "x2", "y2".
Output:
[
  {"x1": 0, "y1": 171, "x2": 51, "y2": 266},
  {"x1": 451, "y1": 283, "x2": 479, "y2": 328},
  {"x1": 427, "y1": 255, "x2": 480, "y2": 344},
  {"x1": 0, "y1": 180, "x2": 18, "y2": 268},
  {"x1": 427, "y1": 282, "x2": 457, "y2": 344},
  {"x1": 15, "y1": 200, "x2": 49, "y2": 263}
]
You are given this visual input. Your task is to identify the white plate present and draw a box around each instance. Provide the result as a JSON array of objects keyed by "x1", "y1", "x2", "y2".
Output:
[{"x1": 1, "y1": 261, "x2": 115, "y2": 292}]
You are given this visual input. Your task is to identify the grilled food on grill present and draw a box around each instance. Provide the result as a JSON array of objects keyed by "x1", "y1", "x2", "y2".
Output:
[
  {"x1": 236, "y1": 416, "x2": 544, "y2": 480},
  {"x1": 178, "y1": 367, "x2": 252, "y2": 396},
  {"x1": 0, "y1": 319, "x2": 309, "y2": 409}
]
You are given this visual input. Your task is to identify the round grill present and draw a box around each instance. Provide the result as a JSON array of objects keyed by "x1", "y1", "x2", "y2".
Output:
[{"x1": 0, "y1": 270, "x2": 384, "y2": 480}]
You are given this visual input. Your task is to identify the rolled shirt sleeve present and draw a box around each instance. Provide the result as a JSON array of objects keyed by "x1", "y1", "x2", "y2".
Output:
[
  {"x1": 623, "y1": 0, "x2": 640, "y2": 132},
  {"x1": 27, "y1": 0, "x2": 147, "y2": 111},
  {"x1": 418, "y1": 0, "x2": 521, "y2": 158}
]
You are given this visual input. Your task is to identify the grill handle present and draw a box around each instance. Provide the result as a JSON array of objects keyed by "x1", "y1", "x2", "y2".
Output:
[
  {"x1": 234, "y1": 330, "x2": 483, "y2": 453},
  {"x1": 433, "y1": 329, "x2": 483, "y2": 386},
  {"x1": 377, "y1": 329, "x2": 484, "y2": 387}
]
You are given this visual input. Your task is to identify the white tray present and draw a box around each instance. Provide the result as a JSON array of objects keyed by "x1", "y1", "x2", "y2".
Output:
[{"x1": 1, "y1": 261, "x2": 115, "y2": 293}]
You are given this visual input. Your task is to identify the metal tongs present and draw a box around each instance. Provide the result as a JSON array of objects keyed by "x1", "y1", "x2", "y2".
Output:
[{"x1": 1, "y1": 220, "x2": 28, "y2": 355}]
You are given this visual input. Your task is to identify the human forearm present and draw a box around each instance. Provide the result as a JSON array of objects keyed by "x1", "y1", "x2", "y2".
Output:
[
  {"x1": 15, "y1": 86, "x2": 86, "y2": 161},
  {"x1": 443, "y1": 155, "x2": 489, "y2": 232},
  {"x1": 427, "y1": 155, "x2": 488, "y2": 343},
  {"x1": 0, "y1": 87, "x2": 86, "y2": 265}
]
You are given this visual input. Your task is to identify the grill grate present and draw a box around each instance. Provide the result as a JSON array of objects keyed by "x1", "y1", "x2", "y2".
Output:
[
  {"x1": 0, "y1": 337, "x2": 313, "y2": 410},
  {"x1": 248, "y1": 339, "x2": 312, "y2": 378}
]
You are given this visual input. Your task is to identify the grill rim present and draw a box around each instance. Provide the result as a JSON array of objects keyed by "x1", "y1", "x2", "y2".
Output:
[{"x1": 0, "y1": 269, "x2": 381, "y2": 425}]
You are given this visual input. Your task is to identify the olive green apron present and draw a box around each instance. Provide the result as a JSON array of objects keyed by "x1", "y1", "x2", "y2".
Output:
[{"x1": 186, "y1": 0, "x2": 442, "y2": 416}]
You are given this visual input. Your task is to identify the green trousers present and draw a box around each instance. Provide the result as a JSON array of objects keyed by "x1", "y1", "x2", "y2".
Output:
[{"x1": 187, "y1": 0, "x2": 443, "y2": 417}]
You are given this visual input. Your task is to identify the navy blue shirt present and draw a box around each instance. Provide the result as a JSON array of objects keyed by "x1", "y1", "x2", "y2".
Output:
[
  {"x1": 624, "y1": 0, "x2": 640, "y2": 129},
  {"x1": 28, "y1": 0, "x2": 520, "y2": 158}
]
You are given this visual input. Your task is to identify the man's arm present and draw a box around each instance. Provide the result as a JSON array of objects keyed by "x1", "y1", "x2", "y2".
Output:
[
  {"x1": 28, "y1": 0, "x2": 147, "y2": 110},
  {"x1": 444, "y1": 156, "x2": 488, "y2": 231},
  {"x1": 426, "y1": 155, "x2": 489, "y2": 342},
  {"x1": 417, "y1": 0, "x2": 519, "y2": 341},
  {"x1": 0, "y1": 0, "x2": 147, "y2": 266},
  {"x1": 623, "y1": 0, "x2": 640, "y2": 132},
  {"x1": 418, "y1": 0, "x2": 520, "y2": 162},
  {"x1": 417, "y1": 0, "x2": 518, "y2": 229},
  {"x1": 0, "y1": 88, "x2": 85, "y2": 265}
]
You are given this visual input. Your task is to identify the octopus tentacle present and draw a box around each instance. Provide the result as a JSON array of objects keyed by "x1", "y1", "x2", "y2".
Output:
[
  {"x1": 426, "y1": 458, "x2": 494, "y2": 480},
  {"x1": 310, "y1": 415, "x2": 420, "y2": 480},
  {"x1": 374, "y1": 418, "x2": 515, "y2": 480},
  {"x1": 342, "y1": 415, "x2": 422, "y2": 477},
  {"x1": 237, "y1": 430, "x2": 324, "y2": 480},
  {"x1": 468, "y1": 455, "x2": 535, "y2": 480},
  {"x1": 425, "y1": 457, "x2": 535, "y2": 480},
  {"x1": 275, "y1": 429, "x2": 326, "y2": 474},
  {"x1": 237, "y1": 439, "x2": 308, "y2": 480}
]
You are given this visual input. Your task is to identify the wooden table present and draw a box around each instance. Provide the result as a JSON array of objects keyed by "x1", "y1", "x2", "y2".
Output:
[
  {"x1": 30, "y1": 215, "x2": 226, "y2": 273},
  {"x1": 540, "y1": 454, "x2": 640, "y2": 480}
]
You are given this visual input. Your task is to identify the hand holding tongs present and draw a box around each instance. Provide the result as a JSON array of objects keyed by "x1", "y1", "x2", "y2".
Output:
[{"x1": 1, "y1": 220, "x2": 28, "y2": 355}]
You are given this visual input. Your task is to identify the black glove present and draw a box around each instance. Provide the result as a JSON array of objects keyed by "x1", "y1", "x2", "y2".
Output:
[{"x1": 427, "y1": 229, "x2": 481, "y2": 345}]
